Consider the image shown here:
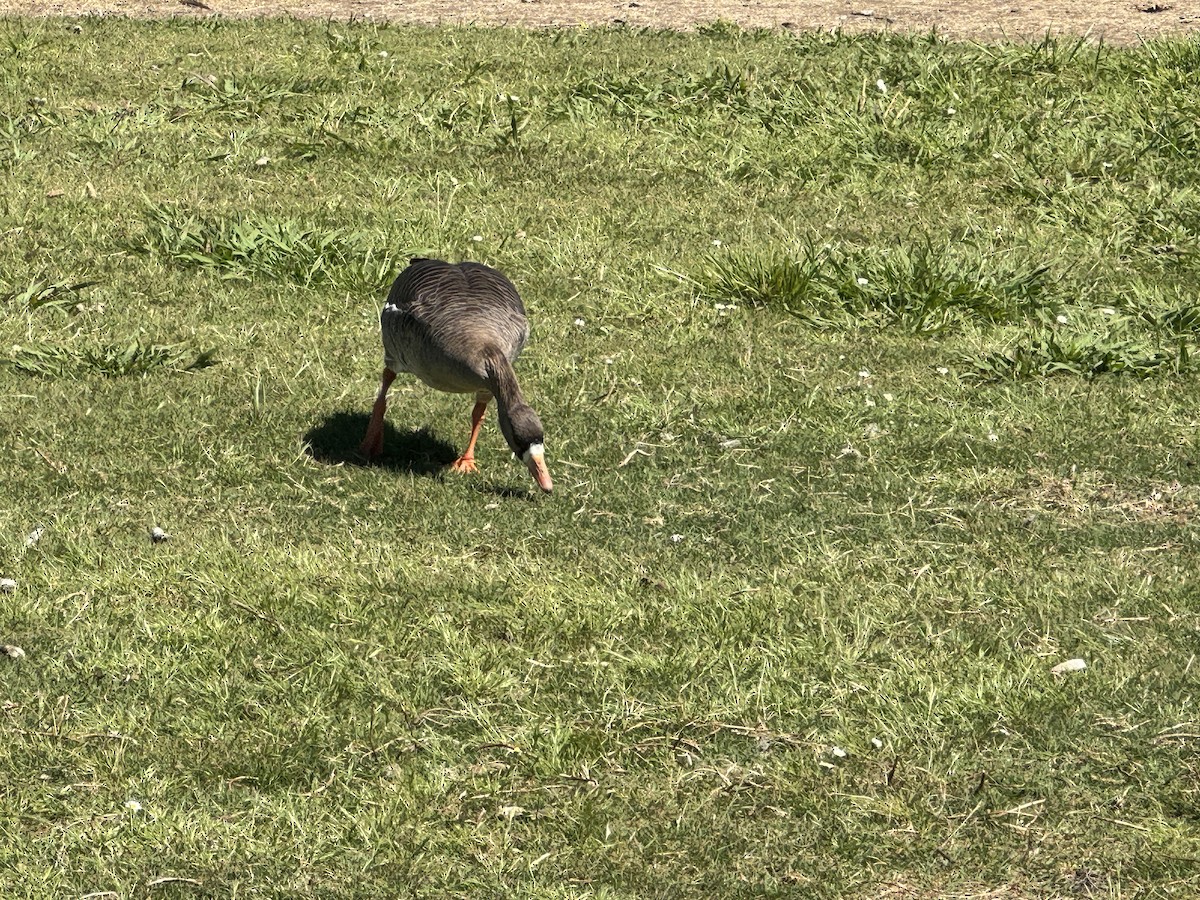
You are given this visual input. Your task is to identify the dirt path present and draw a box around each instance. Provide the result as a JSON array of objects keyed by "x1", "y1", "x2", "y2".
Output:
[{"x1": 2, "y1": 0, "x2": 1199, "y2": 45}]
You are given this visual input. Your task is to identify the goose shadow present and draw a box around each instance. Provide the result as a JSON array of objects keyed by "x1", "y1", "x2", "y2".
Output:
[{"x1": 303, "y1": 411, "x2": 459, "y2": 476}]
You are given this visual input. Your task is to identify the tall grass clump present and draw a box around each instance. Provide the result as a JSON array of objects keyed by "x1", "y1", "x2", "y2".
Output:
[
  {"x1": 132, "y1": 205, "x2": 398, "y2": 288},
  {"x1": 696, "y1": 240, "x2": 1051, "y2": 331},
  {"x1": 5, "y1": 338, "x2": 215, "y2": 377}
]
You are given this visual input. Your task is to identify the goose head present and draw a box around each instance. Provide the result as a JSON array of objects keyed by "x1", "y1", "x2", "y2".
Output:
[{"x1": 500, "y1": 404, "x2": 553, "y2": 493}]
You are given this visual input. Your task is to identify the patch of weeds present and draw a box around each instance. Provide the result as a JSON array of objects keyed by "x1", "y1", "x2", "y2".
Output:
[
  {"x1": 980, "y1": 33, "x2": 1106, "y2": 77},
  {"x1": 132, "y1": 206, "x2": 397, "y2": 287},
  {"x1": 1144, "y1": 303, "x2": 1200, "y2": 337},
  {"x1": 176, "y1": 73, "x2": 330, "y2": 119},
  {"x1": 0, "y1": 107, "x2": 61, "y2": 164},
  {"x1": 965, "y1": 330, "x2": 1193, "y2": 380},
  {"x1": 5, "y1": 339, "x2": 217, "y2": 378},
  {"x1": 3, "y1": 277, "x2": 98, "y2": 313},
  {"x1": 415, "y1": 91, "x2": 535, "y2": 156},
  {"x1": 554, "y1": 63, "x2": 757, "y2": 121},
  {"x1": 695, "y1": 241, "x2": 1051, "y2": 331},
  {"x1": 282, "y1": 125, "x2": 360, "y2": 162}
]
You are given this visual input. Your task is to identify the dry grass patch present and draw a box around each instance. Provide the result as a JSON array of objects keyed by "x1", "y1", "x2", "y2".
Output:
[{"x1": 991, "y1": 469, "x2": 1197, "y2": 525}]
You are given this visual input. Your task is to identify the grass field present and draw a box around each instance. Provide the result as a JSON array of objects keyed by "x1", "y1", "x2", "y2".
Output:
[{"x1": 1, "y1": 15, "x2": 1199, "y2": 898}]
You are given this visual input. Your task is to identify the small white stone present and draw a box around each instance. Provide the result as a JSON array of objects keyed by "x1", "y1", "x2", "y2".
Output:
[
  {"x1": 471, "y1": 235, "x2": 483, "y2": 243},
  {"x1": 856, "y1": 277, "x2": 869, "y2": 286},
  {"x1": 1051, "y1": 658, "x2": 1087, "y2": 676},
  {"x1": 0, "y1": 578, "x2": 15, "y2": 593}
]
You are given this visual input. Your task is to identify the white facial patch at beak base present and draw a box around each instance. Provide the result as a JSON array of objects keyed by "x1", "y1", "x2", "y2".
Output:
[{"x1": 522, "y1": 443, "x2": 553, "y2": 494}]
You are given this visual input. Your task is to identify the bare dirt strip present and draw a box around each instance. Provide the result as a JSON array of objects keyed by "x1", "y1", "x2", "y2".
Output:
[{"x1": 1, "y1": 0, "x2": 1199, "y2": 46}]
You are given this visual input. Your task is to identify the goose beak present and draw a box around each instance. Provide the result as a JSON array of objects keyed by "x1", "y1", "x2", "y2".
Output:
[{"x1": 523, "y1": 444, "x2": 553, "y2": 494}]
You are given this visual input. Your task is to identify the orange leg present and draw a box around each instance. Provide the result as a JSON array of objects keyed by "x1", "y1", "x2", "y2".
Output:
[
  {"x1": 449, "y1": 399, "x2": 489, "y2": 474},
  {"x1": 359, "y1": 368, "x2": 396, "y2": 459}
]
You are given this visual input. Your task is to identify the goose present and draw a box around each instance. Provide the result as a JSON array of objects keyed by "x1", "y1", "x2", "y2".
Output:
[{"x1": 359, "y1": 257, "x2": 553, "y2": 493}]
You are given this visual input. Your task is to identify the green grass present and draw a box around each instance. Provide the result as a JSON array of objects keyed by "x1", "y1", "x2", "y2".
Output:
[{"x1": 1, "y1": 15, "x2": 1199, "y2": 899}]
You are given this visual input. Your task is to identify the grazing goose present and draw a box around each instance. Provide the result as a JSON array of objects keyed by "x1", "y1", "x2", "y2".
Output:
[{"x1": 359, "y1": 257, "x2": 553, "y2": 493}]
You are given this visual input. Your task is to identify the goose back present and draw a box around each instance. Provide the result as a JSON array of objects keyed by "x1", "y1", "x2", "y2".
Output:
[{"x1": 381, "y1": 258, "x2": 529, "y2": 394}]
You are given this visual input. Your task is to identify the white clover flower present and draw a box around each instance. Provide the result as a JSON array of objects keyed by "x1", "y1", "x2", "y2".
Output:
[
  {"x1": 711, "y1": 239, "x2": 722, "y2": 247},
  {"x1": 987, "y1": 432, "x2": 999, "y2": 442},
  {"x1": 856, "y1": 277, "x2": 869, "y2": 286},
  {"x1": 936, "y1": 366, "x2": 950, "y2": 375},
  {"x1": 124, "y1": 799, "x2": 143, "y2": 813},
  {"x1": 670, "y1": 533, "x2": 684, "y2": 543},
  {"x1": 871, "y1": 737, "x2": 884, "y2": 749},
  {"x1": 573, "y1": 317, "x2": 585, "y2": 328},
  {"x1": 858, "y1": 369, "x2": 871, "y2": 379},
  {"x1": 946, "y1": 106, "x2": 956, "y2": 115},
  {"x1": 831, "y1": 746, "x2": 847, "y2": 758},
  {"x1": 1056, "y1": 314, "x2": 1069, "y2": 325},
  {"x1": 471, "y1": 235, "x2": 483, "y2": 243},
  {"x1": 876, "y1": 79, "x2": 887, "y2": 93},
  {"x1": 378, "y1": 50, "x2": 389, "y2": 58}
]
